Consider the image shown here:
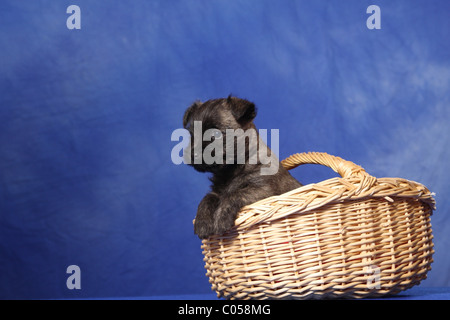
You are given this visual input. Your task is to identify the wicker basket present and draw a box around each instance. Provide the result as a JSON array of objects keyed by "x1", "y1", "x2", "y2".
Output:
[{"x1": 201, "y1": 152, "x2": 436, "y2": 299}]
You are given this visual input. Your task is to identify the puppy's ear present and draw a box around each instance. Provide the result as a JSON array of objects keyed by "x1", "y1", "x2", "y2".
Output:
[
  {"x1": 227, "y1": 96, "x2": 257, "y2": 125},
  {"x1": 183, "y1": 100, "x2": 201, "y2": 128}
]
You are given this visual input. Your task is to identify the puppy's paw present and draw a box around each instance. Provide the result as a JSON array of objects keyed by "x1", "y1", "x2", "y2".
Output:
[
  {"x1": 194, "y1": 193, "x2": 219, "y2": 239},
  {"x1": 213, "y1": 205, "x2": 239, "y2": 236},
  {"x1": 194, "y1": 217, "x2": 216, "y2": 240}
]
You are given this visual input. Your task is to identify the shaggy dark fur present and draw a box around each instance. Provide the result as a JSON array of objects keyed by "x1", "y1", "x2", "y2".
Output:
[{"x1": 183, "y1": 96, "x2": 302, "y2": 239}]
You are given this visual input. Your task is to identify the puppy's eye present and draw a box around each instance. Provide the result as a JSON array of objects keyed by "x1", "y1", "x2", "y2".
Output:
[{"x1": 211, "y1": 129, "x2": 222, "y2": 140}]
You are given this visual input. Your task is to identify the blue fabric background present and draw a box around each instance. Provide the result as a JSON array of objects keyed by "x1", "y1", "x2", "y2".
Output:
[{"x1": 0, "y1": 0, "x2": 449, "y2": 299}]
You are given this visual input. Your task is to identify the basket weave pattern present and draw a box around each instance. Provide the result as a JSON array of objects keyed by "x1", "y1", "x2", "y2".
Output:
[{"x1": 201, "y1": 152, "x2": 435, "y2": 299}]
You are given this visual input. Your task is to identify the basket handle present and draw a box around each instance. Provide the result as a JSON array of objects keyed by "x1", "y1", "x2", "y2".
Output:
[
  {"x1": 282, "y1": 152, "x2": 367, "y2": 178},
  {"x1": 281, "y1": 152, "x2": 377, "y2": 193}
]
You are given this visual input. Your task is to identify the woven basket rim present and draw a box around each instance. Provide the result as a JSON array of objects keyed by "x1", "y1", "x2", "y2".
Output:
[{"x1": 233, "y1": 152, "x2": 436, "y2": 230}]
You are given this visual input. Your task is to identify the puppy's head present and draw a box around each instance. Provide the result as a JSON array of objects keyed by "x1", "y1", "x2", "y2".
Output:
[{"x1": 183, "y1": 96, "x2": 258, "y2": 173}]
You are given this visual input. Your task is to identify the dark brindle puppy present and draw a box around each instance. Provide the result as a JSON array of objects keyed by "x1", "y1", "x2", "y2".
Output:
[{"x1": 183, "y1": 96, "x2": 302, "y2": 239}]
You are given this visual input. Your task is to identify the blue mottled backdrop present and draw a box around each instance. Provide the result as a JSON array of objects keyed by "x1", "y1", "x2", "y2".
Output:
[{"x1": 0, "y1": 0, "x2": 449, "y2": 299}]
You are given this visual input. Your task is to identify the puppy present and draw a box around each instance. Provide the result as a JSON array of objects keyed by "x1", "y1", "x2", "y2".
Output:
[{"x1": 183, "y1": 96, "x2": 302, "y2": 239}]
